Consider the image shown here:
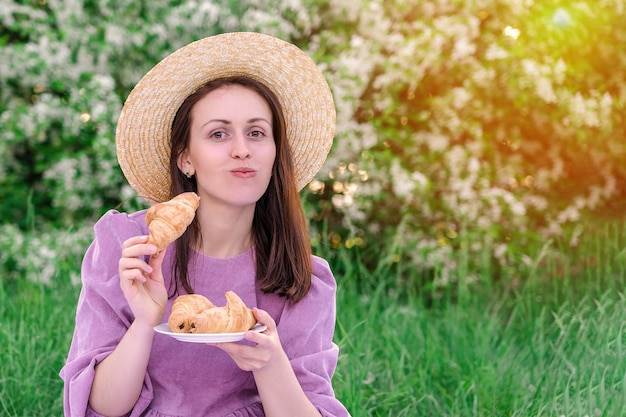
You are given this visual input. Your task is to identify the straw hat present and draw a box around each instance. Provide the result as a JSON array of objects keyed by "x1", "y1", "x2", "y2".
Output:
[{"x1": 116, "y1": 32, "x2": 335, "y2": 204}]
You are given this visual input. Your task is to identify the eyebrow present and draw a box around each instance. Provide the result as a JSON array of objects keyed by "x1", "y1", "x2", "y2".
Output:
[{"x1": 202, "y1": 117, "x2": 271, "y2": 128}]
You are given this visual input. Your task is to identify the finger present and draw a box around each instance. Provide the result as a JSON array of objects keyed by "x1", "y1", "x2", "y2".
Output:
[
  {"x1": 243, "y1": 329, "x2": 266, "y2": 345},
  {"x1": 252, "y1": 308, "x2": 276, "y2": 331},
  {"x1": 148, "y1": 247, "x2": 166, "y2": 268},
  {"x1": 121, "y1": 235, "x2": 157, "y2": 257},
  {"x1": 146, "y1": 248, "x2": 166, "y2": 284},
  {"x1": 213, "y1": 348, "x2": 255, "y2": 372},
  {"x1": 122, "y1": 234, "x2": 150, "y2": 248},
  {"x1": 120, "y1": 268, "x2": 147, "y2": 285},
  {"x1": 119, "y1": 256, "x2": 153, "y2": 273},
  {"x1": 213, "y1": 342, "x2": 248, "y2": 357},
  {"x1": 121, "y1": 243, "x2": 157, "y2": 260}
]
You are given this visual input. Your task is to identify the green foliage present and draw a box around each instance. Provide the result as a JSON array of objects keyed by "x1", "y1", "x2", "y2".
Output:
[
  {"x1": 306, "y1": 0, "x2": 626, "y2": 282},
  {"x1": 0, "y1": 0, "x2": 316, "y2": 229},
  {"x1": 2, "y1": 0, "x2": 626, "y2": 286}
]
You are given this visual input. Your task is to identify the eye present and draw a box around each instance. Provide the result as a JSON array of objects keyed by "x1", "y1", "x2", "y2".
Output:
[
  {"x1": 210, "y1": 130, "x2": 227, "y2": 140},
  {"x1": 249, "y1": 130, "x2": 266, "y2": 139}
]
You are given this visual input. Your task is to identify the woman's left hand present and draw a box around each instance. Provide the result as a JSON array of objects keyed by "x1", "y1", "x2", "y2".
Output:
[
  {"x1": 213, "y1": 308, "x2": 286, "y2": 372},
  {"x1": 215, "y1": 308, "x2": 322, "y2": 416}
]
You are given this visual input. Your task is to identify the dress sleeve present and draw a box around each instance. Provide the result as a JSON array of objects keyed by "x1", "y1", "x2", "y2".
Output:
[
  {"x1": 278, "y1": 256, "x2": 351, "y2": 417},
  {"x1": 59, "y1": 210, "x2": 154, "y2": 417}
]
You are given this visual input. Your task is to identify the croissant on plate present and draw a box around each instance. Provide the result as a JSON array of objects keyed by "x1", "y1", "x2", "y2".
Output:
[
  {"x1": 146, "y1": 192, "x2": 200, "y2": 252},
  {"x1": 166, "y1": 294, "x2": 215, "y2": 333},
  {"x1": 168, "y1": 291, "x2": 257, "y2": 334}
]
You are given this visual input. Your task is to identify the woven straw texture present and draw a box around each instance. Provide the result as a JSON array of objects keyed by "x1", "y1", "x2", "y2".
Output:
[{"x1": 116, "y1": 32, "x2": 335, "y2": 204}]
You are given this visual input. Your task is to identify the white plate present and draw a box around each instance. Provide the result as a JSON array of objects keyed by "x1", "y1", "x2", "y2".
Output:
[{"x1": 154, "y1": 323, "x2": 267, "y2": 343}]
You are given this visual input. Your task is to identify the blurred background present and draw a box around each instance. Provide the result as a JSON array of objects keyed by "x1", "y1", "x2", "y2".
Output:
[{"x1": 2, "y1": 0, "x2": 625, "y2": 288}]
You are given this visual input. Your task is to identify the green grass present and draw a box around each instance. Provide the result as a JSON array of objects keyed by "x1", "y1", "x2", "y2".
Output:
[
  {"x1": 1, "y1": 224, "x2": 625, "y2": 416},
  {"x1": 333, "y1": 280, "x2": 626, "y2": 416},
  {"x1": 330, "y1": 223, "x2": 626, "y2": 416},
  {"x1": 0, "y1": 274, "x2": 79, "y2": 416}
]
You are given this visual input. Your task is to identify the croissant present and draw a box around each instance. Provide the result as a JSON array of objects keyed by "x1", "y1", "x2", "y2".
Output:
[
  {"x1": 167, "y1": 294, "x2": 215, "y2": 333},
  {"x1": 146, "y1": 192, "x2": 200, "y2": 252},
  {"x1": 168, "y1": 291, "x2": 257, "y2": 334}
]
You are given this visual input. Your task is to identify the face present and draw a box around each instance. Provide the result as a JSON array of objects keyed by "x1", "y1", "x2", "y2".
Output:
[{"x1": 179, "y1": 84, "x2": 276, "y2": 211}]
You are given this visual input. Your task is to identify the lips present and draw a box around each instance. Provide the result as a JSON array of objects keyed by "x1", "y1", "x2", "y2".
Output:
[{"x1": 230, "y1": 167, "x2": 256, "y2": 178}]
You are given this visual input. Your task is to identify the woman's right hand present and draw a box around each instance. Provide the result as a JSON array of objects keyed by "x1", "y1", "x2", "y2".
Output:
[{"x1": 118, "y1": 235, "x2": 168, "y2": 328}]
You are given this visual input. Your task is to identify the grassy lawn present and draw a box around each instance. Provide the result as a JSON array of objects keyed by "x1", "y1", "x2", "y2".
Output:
[
  {"x1": 330, "y1": 225, "x2": 626, "y2": 416},
  {"x1": 334, "y1": 279, "x2": 625, "y2": 416},
  {"x1": 1, "y1": 226, "x2": 625, "y2": 416},
  {"x1": 0, "y1": 274, "x2": 79, "y2": 416}
]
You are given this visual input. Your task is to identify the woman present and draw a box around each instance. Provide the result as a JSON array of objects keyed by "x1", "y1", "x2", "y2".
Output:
[{"x1": 60, "y1": 32, "x2": 349, "y2": 417}]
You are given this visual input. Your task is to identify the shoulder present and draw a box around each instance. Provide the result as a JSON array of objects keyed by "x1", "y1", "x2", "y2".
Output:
[
  {"x1": 89, "y1": 209, "x2": 150, "y2": 251},
  {"x1": 93, "y1": 209, "x2": 148, "y2": 238},
  {"x1": 310, "y1": 255, "x2": 337, "y2": 294},
  {"x1": 278, "y1": 255, "x2": 338, "y2": 354},
  {"x1": 288, "y1": 255, "x2": 337, "y2": 314},
  {"x1": 81, "y1": 209, "x2": 149, "y2": 283}
]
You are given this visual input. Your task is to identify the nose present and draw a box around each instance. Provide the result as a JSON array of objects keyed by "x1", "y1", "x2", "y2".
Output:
[{"x1": 231, "y1": 133, "x2": 251, "y2": 159}]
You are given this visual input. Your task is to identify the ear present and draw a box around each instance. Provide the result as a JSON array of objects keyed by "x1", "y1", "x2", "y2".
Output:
[{"x1": 177, "y1": 152, "x2": 194, "y2": 176}]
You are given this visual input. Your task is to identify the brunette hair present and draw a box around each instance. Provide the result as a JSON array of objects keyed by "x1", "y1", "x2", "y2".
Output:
[{"x1": 168, "y1": 76, "x2": 313, "y2": 302}]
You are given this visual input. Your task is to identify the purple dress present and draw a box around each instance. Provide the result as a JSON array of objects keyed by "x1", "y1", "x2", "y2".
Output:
[{"x1": 60, "y1": 210, "x2": 350, "y2": 417}]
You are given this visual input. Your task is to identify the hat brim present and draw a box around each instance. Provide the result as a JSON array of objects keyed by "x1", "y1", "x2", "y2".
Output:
[{"x1": 116, "y1": 32, "x2": 335, "y2": 204}]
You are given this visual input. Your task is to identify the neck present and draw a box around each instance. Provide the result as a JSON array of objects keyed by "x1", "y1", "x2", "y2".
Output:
[{"x1": 195, "y1": 203, "x2": 255, "y2": 259}]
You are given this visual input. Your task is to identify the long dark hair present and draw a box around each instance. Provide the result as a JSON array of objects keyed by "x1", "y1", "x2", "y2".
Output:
[{"x1": 168, "y1": 76, "x2": 312, "y2": 302}]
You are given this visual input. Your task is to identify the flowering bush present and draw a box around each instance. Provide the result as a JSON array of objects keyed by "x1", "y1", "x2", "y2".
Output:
[
  {"x1": 0, "y1": 222, "x2": 92, "y2": 284},
  {"x1": 1, "y1": 0, "x2": 625, "y2": 286},
  {"x1": 306, "y1": 0, "x2": 626, "y2": 285},
  {"x1": 0, "y1": 0, "x2": 316, "y2": 229},
  {"x1": 0, "y1": 0, "x2": 320, "y2": 280}
]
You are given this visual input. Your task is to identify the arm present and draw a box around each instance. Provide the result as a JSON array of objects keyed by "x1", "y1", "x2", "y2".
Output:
[
  {"x1": 88, "y1": 236, "x2": 168, "y2": 416},
  {"x1": 216, "y1": 308, "x2": 321, "y2": 417},
  {"x1": 217, "y1": 256, "x2": 351, "y2": 417},
  {"x1": 88, "y1": 320, "x2": 156, "y2": 415}
]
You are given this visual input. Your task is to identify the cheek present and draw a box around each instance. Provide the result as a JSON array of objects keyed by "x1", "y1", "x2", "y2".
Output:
[
  {"x1": 188, "y1": 142, "x2": 220, "y2": 168},
  {"x1": 259, "y1": 142, "x2": 277, "y2": 170}
]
